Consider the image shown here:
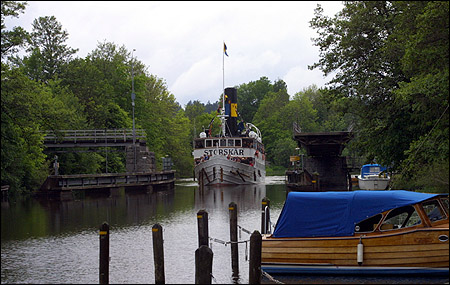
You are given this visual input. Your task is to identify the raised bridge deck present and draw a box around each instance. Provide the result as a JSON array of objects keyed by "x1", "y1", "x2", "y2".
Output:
[{"x1": 43, "y1": 129, "x2": 146, "y2": 149}]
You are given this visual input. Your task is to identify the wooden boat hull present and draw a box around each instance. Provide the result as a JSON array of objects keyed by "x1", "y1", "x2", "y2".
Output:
[{"x1": 262, "y1": 227, "x2": 449, "y2": 275}]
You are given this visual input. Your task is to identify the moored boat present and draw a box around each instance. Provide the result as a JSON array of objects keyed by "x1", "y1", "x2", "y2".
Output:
[
  {"x1": 358, "y1": 163, "x2": 390, "y2": 190},
  {"x1": 261, "y1": 190, "x2": 449, "y2": 275},
  {"x1": 193, "y1": 87, "x2": 266, "y2": 186}
]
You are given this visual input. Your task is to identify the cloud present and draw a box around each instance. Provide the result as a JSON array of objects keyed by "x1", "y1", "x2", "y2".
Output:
[{"x1": 4, "y1": 1, "x2": 344, "y2": 107}]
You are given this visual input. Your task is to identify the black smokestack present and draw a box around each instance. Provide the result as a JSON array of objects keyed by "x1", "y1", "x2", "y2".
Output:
[{"x1": 225, "y1": 87, "x2": 238, "y2": 136}]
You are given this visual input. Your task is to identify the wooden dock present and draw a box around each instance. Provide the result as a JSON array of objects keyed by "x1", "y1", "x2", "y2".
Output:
[{"x1": 36, "y1": 171, "x2": 175, "y2": 199}]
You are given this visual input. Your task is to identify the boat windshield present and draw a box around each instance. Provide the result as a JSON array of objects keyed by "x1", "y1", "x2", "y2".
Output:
[
  {"x1": 422, "y1": 200, "x2": 447, "y2": 222},
  {"x1": 379, "y1": 205, "x2": 422, "y2": 231}
]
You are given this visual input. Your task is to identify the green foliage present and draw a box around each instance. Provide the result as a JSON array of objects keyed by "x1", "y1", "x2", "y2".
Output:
[
  {"x1": 1, "y1": 66, "x2": 50, "y2": 193},
  {"x1": 2, "y1": 1, "x2": 447, "y2": 194},
  {"x1": 309, "y1": 1, "x2": 449, "y2": 192},
  {"x1": 1, "y1": 1, "x2": 28, "y2": 58},
  {"x1": 24, "y1": 16, "x2": 78, "y2": 81},
  {"x1": 236, "y1": 76, "x2": 275, "y2": 122}
]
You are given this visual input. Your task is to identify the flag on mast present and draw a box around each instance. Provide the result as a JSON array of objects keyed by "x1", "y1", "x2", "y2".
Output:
[{"x1": 223, "y1": 42, "x2": 228, "y2": 57}]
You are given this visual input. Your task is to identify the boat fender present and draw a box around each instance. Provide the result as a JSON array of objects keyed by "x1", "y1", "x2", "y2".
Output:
[{"x1": 357, "y1": 236, "x2": 364, "y2": 266}]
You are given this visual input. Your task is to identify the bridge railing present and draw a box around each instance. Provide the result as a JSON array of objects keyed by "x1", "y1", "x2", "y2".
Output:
[{"x1": 43, "y1": 129, "x2": 146, "y2": 143}]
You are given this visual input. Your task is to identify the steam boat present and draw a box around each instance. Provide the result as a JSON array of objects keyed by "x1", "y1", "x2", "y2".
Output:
[{"x1": 193, "y1": 87, "x2": 266, "y2": 186}]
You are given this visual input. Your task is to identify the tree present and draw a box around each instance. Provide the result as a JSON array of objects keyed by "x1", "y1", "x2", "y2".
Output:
[
  {"x1": 185, "y1": 100, "x2": 205, "y2": 121},
  {"x1": 309, "y1": 1, "x2": 449, "y2": 192},
  {"x1": 23, "y1": 15, "x2": 78, "y2": 81},
  {"x1": 1, "y1": 1, "x2": 28, "y2": 60},
  {"x1": 236, "y1": 76, "x2": 274, "y2": 122}
]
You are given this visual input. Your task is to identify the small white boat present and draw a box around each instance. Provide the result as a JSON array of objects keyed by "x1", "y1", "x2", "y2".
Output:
[{"x1": 358, "y1": 163, "x2": 390, "y2": 190}]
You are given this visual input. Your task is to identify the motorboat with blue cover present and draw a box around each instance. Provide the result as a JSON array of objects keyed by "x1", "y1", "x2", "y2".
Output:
[{"x1": 262, "y1": 190, "x2": 449, "y2": 275}]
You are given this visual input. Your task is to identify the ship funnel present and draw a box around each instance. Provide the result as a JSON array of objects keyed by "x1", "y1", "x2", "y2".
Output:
[{"x1": 224, "y1": 87, "x2": 238, "y2": 136}]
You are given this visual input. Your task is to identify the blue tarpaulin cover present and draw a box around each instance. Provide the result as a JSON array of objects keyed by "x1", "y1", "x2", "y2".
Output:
[{"x1": 272, "y1": 190, "x2": 440, "y2": 238}]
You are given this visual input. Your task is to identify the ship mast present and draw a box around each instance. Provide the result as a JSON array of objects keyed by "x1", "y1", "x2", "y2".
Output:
[{"x1": 221, "y1": 41, "x2": 228, "y2": 136}]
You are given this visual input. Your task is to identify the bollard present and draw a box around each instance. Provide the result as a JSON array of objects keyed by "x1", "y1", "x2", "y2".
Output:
[
  {"x1": 261, "y1": 197, "x2": 270, "y2": 234},
  {"x1": 99, "y1": 222, "x2": 109, "y2": 284},
  {"x1": 197, "y1": 210, "x2": 209, "y2": 247},
  {"x1": 229, "y1": 202, "x2": 239, "y2": 277},
  {"x1": 249, "y1": 230, "x2": 262, "y2": 284},
  {"x1": 152, "y1": 224, "x2": 165, "y2": 284},
  {"x1": 195, "y1": 245, "x2": 213, "y2": 284}
]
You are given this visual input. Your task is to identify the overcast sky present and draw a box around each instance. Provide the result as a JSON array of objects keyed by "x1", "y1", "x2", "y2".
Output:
[{"x1": 5, "y1": 1, "x2": 344, "y2": 107}]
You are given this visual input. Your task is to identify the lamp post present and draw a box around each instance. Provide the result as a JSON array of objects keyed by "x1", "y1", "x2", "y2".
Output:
[{"x1": 131, "y1": 49, "x2": 136, "y2": 172}]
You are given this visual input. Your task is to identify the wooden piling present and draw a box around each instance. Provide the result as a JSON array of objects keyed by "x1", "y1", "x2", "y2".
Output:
[
  {"x1": 261, "y1": 197, "x2": 270, "y2": 234},
  {"x1": 249, "y1": 230, "x2": 262, "y2": 284},
  {"x1": 229, "y1": 202, "x2": 239, "y2": 276},
  {"x1": 197, "y1": 210, "x2": 209, "y2": 247},
  {"x1": 152, "y1": 223, "x2": 165, "y2": 284},
  {"x1": 99, "y1": 222, "x2": 109, "y2": 284},
  {"x1": 195, "y1": 245, "x2": 213, "y2": 284}
]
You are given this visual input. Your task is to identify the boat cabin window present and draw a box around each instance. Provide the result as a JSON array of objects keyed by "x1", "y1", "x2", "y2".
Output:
[
  {"x1": 213, "y1": 140, "x2": 219, "y2": 147},
  {"x1": 206, "y1": 140, "x2": 212, "y2": 147},
  {"x1": 195, "y1": 139, "x2": 205, "y2": 148},
  {"x1": 242, "y1": 138, "x2": 254, "y2": 148},
  {"x1": 354, "y1": 214, "x2": 382, "y2": 233},
  {"x1": 441, "y1": 197, "x2": 449, "y2": 214},
  {"x1": 380, "y1": 205, "x2": 421, "y2": 231},
  {"x1": 422, "y1": 200, "x2": 447, "y2": 222},
  {"x1": 227, "y1": 139, "x2": 234, "y2": 147},
  {"x1": 220, "y1": 139, "x2": 227, "y2": 147},
  {"x1": 235, "y1": 139, "x2": 241, "y2": 147}
]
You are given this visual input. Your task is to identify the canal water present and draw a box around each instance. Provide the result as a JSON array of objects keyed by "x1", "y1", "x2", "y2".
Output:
[{"x1": 1, "y1": 176, "x2": 447, "y2": 284}]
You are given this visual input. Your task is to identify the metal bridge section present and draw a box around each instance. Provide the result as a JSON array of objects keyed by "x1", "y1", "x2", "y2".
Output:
[
  {"x1": 42, "y1": 129, "x2": 146, "y2": 149},
  {"x1": 36, "y1": 129, "x2": 175, "y2": 199},
  {"x1": 287, "y1": 122, "x2": 354, "y2": 192}
]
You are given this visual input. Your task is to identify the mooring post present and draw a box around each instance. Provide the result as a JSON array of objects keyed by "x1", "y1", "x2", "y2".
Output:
[
  {"x1": 197, "y1": 210, "x2": 209, "y2": 247},
  {"x1": 229, "y1": 202, "x2": 239, "y2": 277},
  {"x1": 99, "y1": 222, "x2": 109, "y2": 284},
  {"x1": 249, "y1": 230, "x2": 262, "y2": 284},
  {"x1": 195, "y1": 245, "x2": 213, "y2": 284},
  {"x1": 261, "y1": 197, "x2": 270, "y2": 234},
  {"x1": 152, "y1": 223, "x2": 165, "y2": 284}
]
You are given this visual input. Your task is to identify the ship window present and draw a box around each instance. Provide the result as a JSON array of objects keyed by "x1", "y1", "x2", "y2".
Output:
[
  {"x1": 380, "y1": 205, "x2": 421, "y2": 230},
  {"x1": 235, "y1": 139, "x2": 241, "y2": 147},
  {"x1": 220, "y1": 139, "x2": 226, "y2": 147},
  {"x1": 213, "y1": 140, "x2": 219, "y2": 147},
  {"x1": 206, "y1": 140, "x2": 212, "y2": 147},
  {"x1": 228, "y1": 139, "x2": 234, "y2": 146},
  {"x1": 355, "y1": 214, "x2": 382, "y2": 232},
  {"x1": 195, "y1": 140, "x2": 204, "y2": 148},
  {"x1": 422, "y1": 200, "x2": 446, "y2": 222}
]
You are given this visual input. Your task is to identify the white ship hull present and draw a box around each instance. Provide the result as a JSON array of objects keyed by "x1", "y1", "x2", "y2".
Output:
[
  {"x1": 194, "y1": 155, "x2": 265, "y2": 185},
  {"x1": 358, "y1": 176, "x2": 390, "y2": 190}
]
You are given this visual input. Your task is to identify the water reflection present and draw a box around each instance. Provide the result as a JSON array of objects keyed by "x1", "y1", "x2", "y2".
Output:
[
  {"x1": 195, "y1": 184, "x2": 266, "y2": 211},
  {"x1": 2, "y1": 178, "x2": 446, "y2": 284}
]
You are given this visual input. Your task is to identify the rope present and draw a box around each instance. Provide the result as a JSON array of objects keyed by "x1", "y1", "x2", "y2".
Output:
[
  {"x1": 209, "y1": 237, "x2": 250, "y2": 246},
  {"x1": 261, "y1": 269, "x2": 285, "y2": 284},
  {"x1": 208, "y1": 237, "x2": 250, "y2": 261},
  {"x1": 391, "y1": 104, "x2": 449, "y2": 186}
]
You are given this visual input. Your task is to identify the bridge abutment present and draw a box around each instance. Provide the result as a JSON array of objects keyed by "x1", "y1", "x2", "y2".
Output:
[{"x1": 126, "y1": 145, "x2": 156, "y2": 173}]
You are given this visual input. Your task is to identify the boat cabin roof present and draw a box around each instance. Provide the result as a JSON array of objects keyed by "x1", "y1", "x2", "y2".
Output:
[
  {"x1": 272, "y1": 190, "x2": 447, "y2": 238},
  {"x1": 361, "y1": 164, "x2": 387, "y2": 176}
]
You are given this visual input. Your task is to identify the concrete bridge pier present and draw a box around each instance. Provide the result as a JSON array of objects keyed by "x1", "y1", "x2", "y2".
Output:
[{"x1": 126, "y1": 145, "x2": 156, "y2": 173}]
